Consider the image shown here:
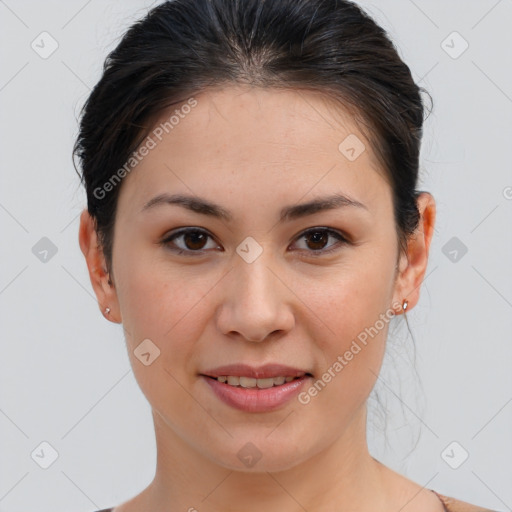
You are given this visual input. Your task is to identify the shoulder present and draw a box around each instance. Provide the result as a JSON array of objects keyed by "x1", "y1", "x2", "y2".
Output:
[{"x1": 432, "y1": 490, "x2": 500, "y2": 512}]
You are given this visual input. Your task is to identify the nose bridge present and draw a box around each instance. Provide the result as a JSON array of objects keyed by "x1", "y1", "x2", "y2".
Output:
[
  {"x1": 218, "y1": 245, "x2": 293, "y2": 342},
  {"x1": 237, "y1": 247, "x2": 276, "y2": 301}
]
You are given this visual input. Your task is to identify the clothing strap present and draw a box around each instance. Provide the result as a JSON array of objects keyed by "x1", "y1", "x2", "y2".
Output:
[{"x1": 431, "y1": 489, "x2": 450, "y2": 511}]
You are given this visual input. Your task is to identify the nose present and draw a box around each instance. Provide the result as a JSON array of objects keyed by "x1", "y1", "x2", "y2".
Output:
[{"x1": 215, "y1": 253, "x2": 295, "y2": 342}]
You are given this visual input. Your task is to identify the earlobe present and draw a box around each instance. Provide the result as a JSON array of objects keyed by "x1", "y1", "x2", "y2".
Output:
[{"x1": 78, "y1": 209, "x2": 121, "y2": 323}]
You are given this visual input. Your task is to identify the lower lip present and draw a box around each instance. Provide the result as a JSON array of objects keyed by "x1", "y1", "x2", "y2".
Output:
[{"x1": 202, "y1": 375, "x2": 311, "y2": 413}]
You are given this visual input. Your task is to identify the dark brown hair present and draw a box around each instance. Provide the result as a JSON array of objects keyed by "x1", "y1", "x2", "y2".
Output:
[{"x1": 73, "y1": 0, "x2": 432, "y2": 282}]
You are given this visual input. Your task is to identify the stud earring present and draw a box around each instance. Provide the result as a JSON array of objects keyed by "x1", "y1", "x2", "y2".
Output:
[
  {"x1": 104, "y1": 307, "x2": 111, "y2": 315},
  {"x1": 402, "y1": 299, "x2": 408, "y2": 312}
]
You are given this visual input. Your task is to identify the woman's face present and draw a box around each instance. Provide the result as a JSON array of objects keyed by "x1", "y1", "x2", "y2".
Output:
[{"x1": 82, "y1": 85, "x2": 432, "y2": 472}]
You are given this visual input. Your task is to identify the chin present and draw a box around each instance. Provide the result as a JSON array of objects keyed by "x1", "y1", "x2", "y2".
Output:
[{"x1": 209, "y1": 437, "x2": 313, "y2": 473}]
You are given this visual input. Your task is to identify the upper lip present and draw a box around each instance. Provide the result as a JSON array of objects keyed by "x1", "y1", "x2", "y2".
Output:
[{"x1": 200, "y1": 364, "x2": 313, "y2": 379}]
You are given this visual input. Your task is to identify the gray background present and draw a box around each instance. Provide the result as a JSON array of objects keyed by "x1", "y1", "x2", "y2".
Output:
[{"x1": 0, "y1": 0, "x2": 511, "y2": 511}]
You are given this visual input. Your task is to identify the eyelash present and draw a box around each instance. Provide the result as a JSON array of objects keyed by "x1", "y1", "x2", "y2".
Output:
[{"x1": 160, "y1": 227, "x2": 349, "y2": 258}]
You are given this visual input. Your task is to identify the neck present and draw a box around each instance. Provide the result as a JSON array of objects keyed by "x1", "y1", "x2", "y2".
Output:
[{"x1": 137, "y1": 404, "x2": 388, "y2": 512}]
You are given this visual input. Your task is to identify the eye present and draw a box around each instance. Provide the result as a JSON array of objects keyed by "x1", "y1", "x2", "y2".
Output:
[
  {"x1": 291, "y1": 227, "x2": 349, "y2": 257},
  {"x1": 160, "y1": 227, "x2": 349, "y2": 257},
  {"x1": 160, "y1": 228, "x2": 220, "y2": 256}
]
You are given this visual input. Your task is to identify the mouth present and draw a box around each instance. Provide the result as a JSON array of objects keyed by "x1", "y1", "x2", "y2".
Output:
[
  {"x1": 200, "y1": 373, "x2": 314, "y2": 389},
  {"x1": 199, "y1": 363, "x2": 314, "y2": 412},
  {"x1": 200, "y1": 372, "x2": 314, "y2": 412}
]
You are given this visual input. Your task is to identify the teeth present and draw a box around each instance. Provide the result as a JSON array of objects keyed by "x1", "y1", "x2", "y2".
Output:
[
  {"x1": 227, "y1": 376, "x2": 240, "y2": 386},
  {"x1": 239, "y1": 376, "x2": 257, "y2": 388},
  {"x1": 254, "y1": 377, "x2": 275, "y2": 389},
  {"x1": 215, "y1": 375, "x2": 303, "y2": 388}
]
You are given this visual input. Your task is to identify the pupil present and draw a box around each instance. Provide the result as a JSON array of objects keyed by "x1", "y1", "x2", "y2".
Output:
[
  {"x1": 185, "y1": 232, "x2": 206, "y2": 250},
  {"x1": 308, "y1": 231, "x2": 327, "y2": 250}
]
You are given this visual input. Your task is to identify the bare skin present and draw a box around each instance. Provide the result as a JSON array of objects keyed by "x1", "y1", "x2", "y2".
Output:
[{"x1": 79, "y1": 85, "x2": 438, "y2": 512}]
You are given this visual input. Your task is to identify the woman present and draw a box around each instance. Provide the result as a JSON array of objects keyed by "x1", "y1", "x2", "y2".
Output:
[{"x1": 75, "y1": 0, "x2": 499, "y2": 510}]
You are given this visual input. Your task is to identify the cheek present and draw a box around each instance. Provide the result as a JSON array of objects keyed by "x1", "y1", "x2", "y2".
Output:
[
  {"x1": 115, "y1": 263, "x2": 213, "y2": 413},
  {"x1": 298, "y1": 250, "x2": 396, "y2": 347},
  {"x1": 294, "y1": 250, "x2": 395, "y2": 403},
  {"x1": 298, "y1": 288, "x2": 391, "y2": 419},
  {"x1": 115, "y1": 255, "x2": 216, "y2": 371}
]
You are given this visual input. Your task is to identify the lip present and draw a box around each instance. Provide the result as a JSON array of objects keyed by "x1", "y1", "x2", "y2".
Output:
[
  {"x1": 200, "y1": 363, "x2": 312, "y2": 379},
  {"x1": 202, "y1": 374, "x2": 312, "y2": 413}
]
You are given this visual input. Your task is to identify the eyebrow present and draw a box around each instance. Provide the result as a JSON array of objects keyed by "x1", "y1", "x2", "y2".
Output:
[{"x1": 141, "y1": 192, "x2": 369, "y2": 223}]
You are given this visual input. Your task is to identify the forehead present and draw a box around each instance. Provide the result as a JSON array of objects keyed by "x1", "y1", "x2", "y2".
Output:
[{"x1": 117, "y1": 85, "x2": 390, "y2": 219}]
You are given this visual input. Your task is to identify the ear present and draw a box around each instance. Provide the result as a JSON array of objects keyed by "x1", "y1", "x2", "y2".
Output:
[
  {"x1": 78, "y1": 208, "x2": 122, "y2": 323},
  {"x1": 392, "y1": 192, "x2": 436, "y2": 315}
]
